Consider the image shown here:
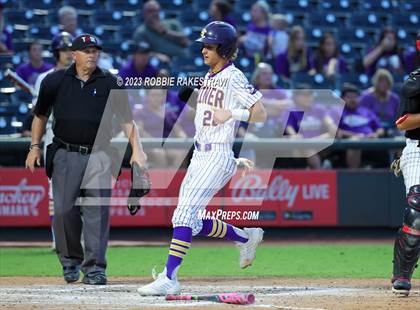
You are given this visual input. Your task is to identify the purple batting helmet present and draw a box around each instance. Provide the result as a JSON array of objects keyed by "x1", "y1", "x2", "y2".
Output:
[
  {"x1": 195, "y1": 21, "x2": 237, "y2": 59},
  {"x1": 51, "y1": 32, "x2": 74, "y2": 59}
]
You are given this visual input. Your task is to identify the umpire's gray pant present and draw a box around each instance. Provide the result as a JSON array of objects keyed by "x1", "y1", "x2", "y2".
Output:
[{"x1": 52, "y1": 148, "x2": 111, "y2": 275}]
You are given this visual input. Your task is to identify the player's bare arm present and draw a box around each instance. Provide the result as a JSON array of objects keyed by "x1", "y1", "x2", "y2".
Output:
[
  {"x1": 121, "y1": 121, "x2": 147, "y2": 168},
  {"x1": 213, "y1": 100, "x2": 266, "y2": 124},
  {"x1": 25, "y1": 114, "x2": 48, "y2": 172}
]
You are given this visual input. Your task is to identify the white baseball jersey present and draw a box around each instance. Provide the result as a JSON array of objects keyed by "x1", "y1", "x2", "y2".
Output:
[{"x1": 194, "y1": 63, "x2": 262, "y2": 144}]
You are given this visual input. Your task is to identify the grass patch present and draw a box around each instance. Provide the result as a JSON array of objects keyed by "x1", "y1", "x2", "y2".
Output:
[{"x1": 0, "y1": 244, "x2": 412, "y2": 279}]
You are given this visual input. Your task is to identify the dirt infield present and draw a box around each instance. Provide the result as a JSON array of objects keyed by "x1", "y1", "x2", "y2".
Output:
[{"x1": 0, "y1": 277, "x2": 418, "y2": 309}]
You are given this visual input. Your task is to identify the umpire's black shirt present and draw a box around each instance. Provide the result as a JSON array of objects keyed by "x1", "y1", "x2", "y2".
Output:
[
  {"x1": 34, "y1": 63, "x2": 132, "y2": 145},
  {"x1": 398, "y1": 68, "x2": 420, "y2": 140}
]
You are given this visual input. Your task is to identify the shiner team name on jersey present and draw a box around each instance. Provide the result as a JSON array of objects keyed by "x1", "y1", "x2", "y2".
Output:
[{"x1": 197, "y1": 86, "x2": 224, "y2": 108}]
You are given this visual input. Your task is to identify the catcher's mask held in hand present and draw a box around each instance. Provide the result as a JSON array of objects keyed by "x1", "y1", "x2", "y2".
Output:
[{"x1": 127, "y1": 162, "x2": 151, "y2": 215}]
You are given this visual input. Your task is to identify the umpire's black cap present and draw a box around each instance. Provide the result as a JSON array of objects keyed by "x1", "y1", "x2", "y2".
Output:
[{"x1": 71, "y1": 34, "x2": 103, "y2": 51}]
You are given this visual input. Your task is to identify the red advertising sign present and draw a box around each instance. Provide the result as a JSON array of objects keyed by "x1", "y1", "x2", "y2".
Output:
[
  {"x1": 0, "y1": 168, "x2": 50, "y2": 226},
  {"x1": 223, "y1": 170, "x2": 337, "y2": 226},
  {"x1": 0, "y1": 168, "x2": 337, "y2": 227}
]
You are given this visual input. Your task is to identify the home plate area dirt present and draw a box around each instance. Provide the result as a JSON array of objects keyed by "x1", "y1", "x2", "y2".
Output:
[{"x1": 0, "y1": 277, "x2": 418, "y2": 309}]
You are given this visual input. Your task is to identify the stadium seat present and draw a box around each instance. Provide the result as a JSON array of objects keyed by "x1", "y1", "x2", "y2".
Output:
[
  {"x1": 348, "y1": 13, "x2": 385, "y2": 29},
  {"x1": 10, "y1": 90, "x2": 32, "y2": 106},
  {"x1": 292, "y1": 73, "x2": 336, "y2": 90},
  {"x1": 117, "y1": 25, "x2": 138, "y2": 41},
  {"x1": 308, "y1": 13, "x2": 348, "y2": 29},
  {"x1": 401, "y1": 1, "x2": 420, "y2": 12},
  {"x1": 4, "y1": 9, "x2": 45, "y2": 25},
  {"x1": 360, "y1": 0, "x2": 394, "y2": 13},
  {"x1": 339, "y1": 28, "x2": 372, "y2": 46},
  {"x1": 159, "y1": 0, "x2": 185, "y2": 11},
  {"x1": 27, "y1": 26, "x2": 54, "y2": 40},
  {"x1": 93, "y1": 10, "x2": 130, "y2": 27},
  {"x1": 278, "y1": 0, "x2": 318, "y2": 13},
  {"x1": 107, "y1": 0, "x2": 140, "y2": 12},
  {"x1": 392, "y1": 14, "x2": 419, "y2": 31},
  {"x1": 180, "y1": 10, "x2": 207, "y2": 27},
  {"x1": 319, "y1": 0, "x2": 359, "y2": 13},
  {"x1": 20, "y1": 0, "x2": 62, "y2": 10},
  {"x1": 65, "y1": 0, "x2": 98, "y2": 11},
  {"x1": 338, "y1": 73, "x2": 370, "y2": 89}
]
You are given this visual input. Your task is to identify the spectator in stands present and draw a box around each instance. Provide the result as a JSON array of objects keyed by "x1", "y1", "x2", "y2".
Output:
[
  {"x1": 403, "y1": 46, "x2": 420, "y2": 74},
  {"x1": 58, "y1": 6, "x2": 82, "y2": 37},
  {"x1": 313, "y1": 32, "x2": 348, "y2": 78},
  {"x1": 0, "y1": 4, "x2": 13, "y2": 54},
  {"x1": 363, "y1": 27, "x2": 404, "y2": 76},
  {"x1": 251, "y1": 62, "x2": 291, "y2": 116},
  {"x1": 275, "y1": 26, "x2": 313, "y2": 81},
  {"x1": 359, "y1": 68, "x2": 399, "y2": 136},
  {"x1": 16, "y1": 40, "x2": 53, "y2": 86},
  {"x1": 133, "y1": 0, "x2": 189, "y2": 59},
  {"x1": 333, "y1": 83, "x2": 385, "y2": 168},
  {"x1": 285, "y1": 84, "x2": 336, "y2": 169},
  {"x1": 134, "y1": 88, "x2": 186, "y2": 167},
  {"x1": 209, "y1": 0, "x2": 235, "y2": 27},
  {"x1": 238, "y1": 0, "x2": 271, "y2": 60},
  {"x1": 267, "y1": 14, "x2": 289, "y2": 59},
  {"x1": 119, "y1": 41, "x2": 158, "y2": 81}
]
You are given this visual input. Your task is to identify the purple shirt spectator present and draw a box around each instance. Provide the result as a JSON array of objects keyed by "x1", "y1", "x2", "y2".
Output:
[
  {"x1": 365, "y1": 48, "x2": 404, "y2": 76},
  {"x1": 275, "y1": 48, "x2": 313, "y2": 79},
  {"x1": 286, "y1": 103, "x2": 329, "y2": 138},
  {"x1": 119, "y1": 59, "x2": 158, "y2": 80},
  {"x1": 16, "y1": 62, "x2": 54, "y2": 86},
  {"x1": 243, "y1": 23, "x2": 271, "y2": 58},
  {"x1": 336, "y1": 105, "x2": 381, "y2": 135},
  {"x1": 358, "y1": 89, "x2": 399, "y2": 129},
  {"x1": 314, "y1": 55, "x2": 348, "y2": 75}
]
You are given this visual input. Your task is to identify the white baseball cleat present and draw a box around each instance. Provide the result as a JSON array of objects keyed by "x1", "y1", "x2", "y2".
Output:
[
  {"x1": 137, "y1": 268, "x2": 181, "y2": 296},
  {"x1": 237, "y1": 227, "x2": 264, "y2": 269}
]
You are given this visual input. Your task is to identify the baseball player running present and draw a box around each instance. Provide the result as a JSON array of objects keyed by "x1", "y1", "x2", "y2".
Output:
[
  {"x1": 391, "y1": 34, "x2": 420, "y2": 296},
  {"x1": 137, "y1": 21, "x2": 267, "y2": 295}
]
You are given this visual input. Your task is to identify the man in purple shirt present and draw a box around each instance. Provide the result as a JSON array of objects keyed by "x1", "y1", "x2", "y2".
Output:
[
  {"x1": 119, "y1": 41, "x2": 158, "y2": 81},
  {"x1": 358, "y1": 68, "x2": 400, "y2": 136},
  {"x1": 332, "y1": 83, "x2": 385, "y2": 168},
  {"x1": 16, "y1": 40, "x2": 54, "y2": 86},
  {"x1": 285, "y1": 85, "x2": 336, "y2": 169}
]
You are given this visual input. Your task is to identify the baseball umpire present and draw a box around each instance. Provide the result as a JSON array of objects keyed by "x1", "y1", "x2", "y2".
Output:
[
  {"x1": 25, "y1": 33, "x2": 148, "y2": 285},
  {"x1": 392, "y1": 34, "x2": 420, "y2": 296}
]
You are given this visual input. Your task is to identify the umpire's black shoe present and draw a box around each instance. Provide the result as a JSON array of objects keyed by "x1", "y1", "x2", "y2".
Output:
[
  {"x1": 63, "y1": 266, "x2": 80, "y2": 283},
  {"x1": 392, "y1": 278, "x2": 411, "y2": 296},
  {"x1": 82, "y1": 272, "x2": 107, "y2": 285}
]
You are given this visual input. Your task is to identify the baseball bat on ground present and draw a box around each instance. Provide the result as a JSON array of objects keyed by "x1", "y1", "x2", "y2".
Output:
[{"x1": 165, "y1": 292, "x2": 255, "y2": 305}]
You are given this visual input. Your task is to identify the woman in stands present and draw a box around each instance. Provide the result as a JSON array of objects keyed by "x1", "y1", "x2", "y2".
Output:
[
  {"x1": 363, "y1": 27, "x2": 404, "y2": 76},
  {"x1": 313, "y1": 32, "x2": 348, "y2": 78},
  {"x1": 238, "y1": 0, "x2": 271, "y2": 60},
  {"x1": 359, "y1": 68, "x2": 400, "y2": 136},
  {"x1": 274, "y1": 25, "x2": 314, "y2": 81}
]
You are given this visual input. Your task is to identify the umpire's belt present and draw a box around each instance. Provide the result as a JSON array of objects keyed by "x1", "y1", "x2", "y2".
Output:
[
  {"x1": 194, "y1": 141, "x2": 232, "y2": 152},
  {"x1": 53, "y1": 137, "x2": 93, "y2": 155}
]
